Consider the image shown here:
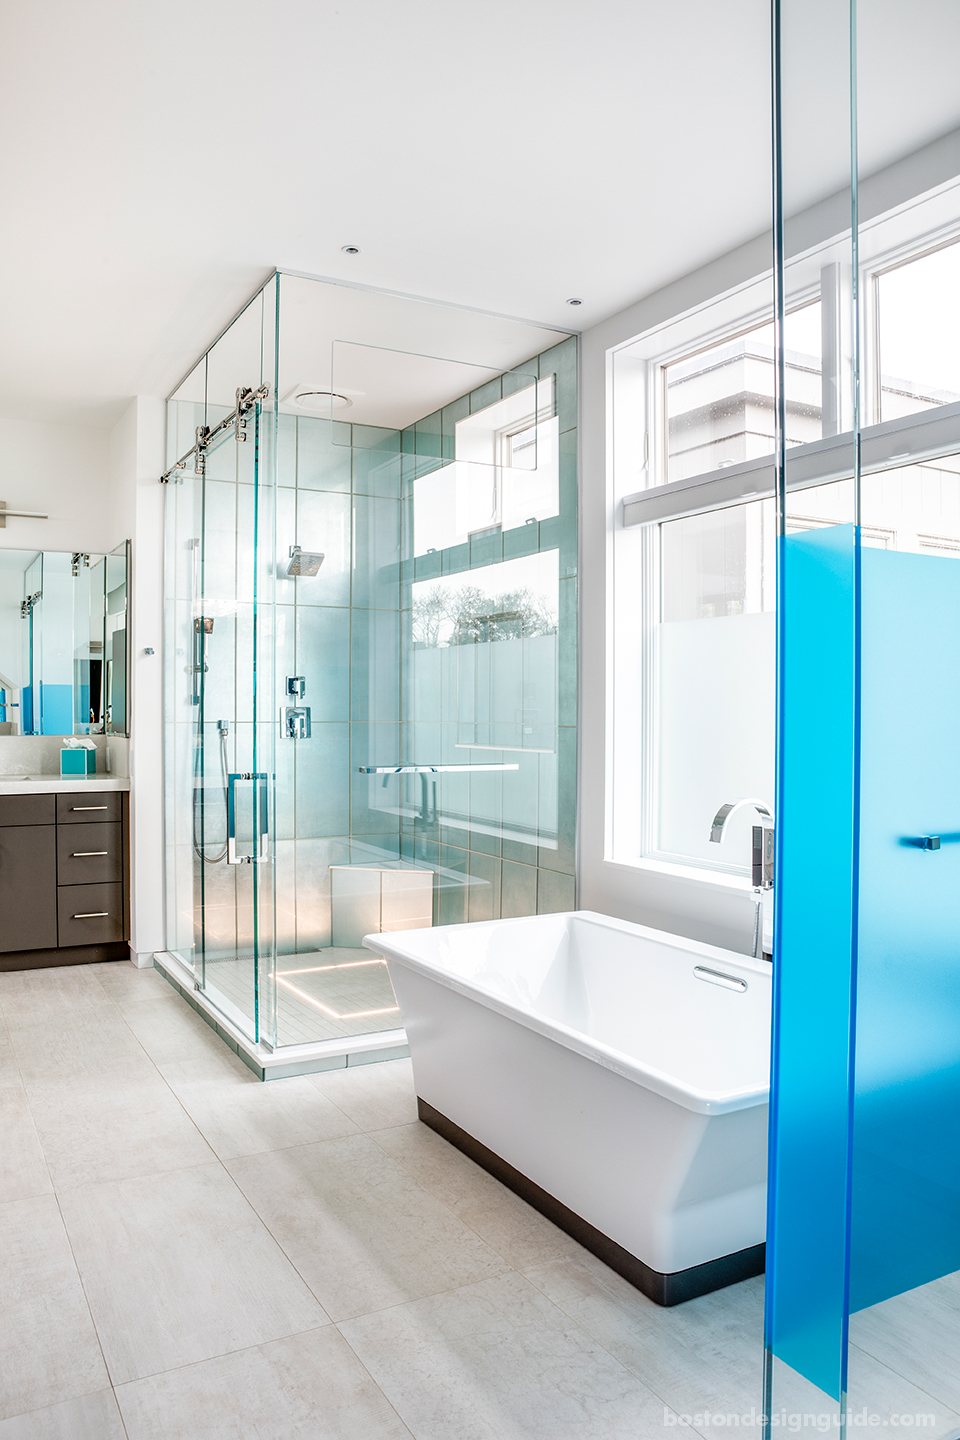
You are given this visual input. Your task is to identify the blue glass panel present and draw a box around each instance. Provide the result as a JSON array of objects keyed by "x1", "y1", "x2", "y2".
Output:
[
  {"x1": 851, "y1": 548, "x2": 960, "y2": 1312},
  {"x1": 767, "y1": 525, "x2": 858, "y2": 1401}
]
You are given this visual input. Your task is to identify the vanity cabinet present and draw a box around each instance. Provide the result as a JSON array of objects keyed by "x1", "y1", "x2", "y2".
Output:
[
  {"x1": 0, "y1": 791, "x2": 129, "y2": 970},
  {"x1": 0, "y1": 809, "x2": 58, "y2": 951}
]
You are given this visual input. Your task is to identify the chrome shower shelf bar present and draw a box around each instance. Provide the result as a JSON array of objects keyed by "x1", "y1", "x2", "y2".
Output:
[{"x1": 359, "y1": 763, "x2": 520, "y2": 774}]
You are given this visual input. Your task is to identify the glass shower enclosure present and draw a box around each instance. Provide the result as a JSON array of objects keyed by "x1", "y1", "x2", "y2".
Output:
[{"x1": 163, "y1": 272, "x2": 578, "y2": 1062}]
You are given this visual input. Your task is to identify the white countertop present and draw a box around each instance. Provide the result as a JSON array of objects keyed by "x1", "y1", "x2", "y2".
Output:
[{"x1": 0, "y1": 776, "x2": 130, "y2": 795}]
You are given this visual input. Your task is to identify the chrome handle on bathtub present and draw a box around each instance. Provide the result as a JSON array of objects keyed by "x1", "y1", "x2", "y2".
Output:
[{"x1": 693, "y1": 966, "x2": 748, "y2": 992}]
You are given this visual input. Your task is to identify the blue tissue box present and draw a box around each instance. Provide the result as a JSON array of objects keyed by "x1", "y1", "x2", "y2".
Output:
[{"x1": 61, "y1": 748, "x2": 97, "y2": 776}]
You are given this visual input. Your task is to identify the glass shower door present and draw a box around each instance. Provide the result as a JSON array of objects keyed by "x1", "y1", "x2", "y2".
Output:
[
  {"x1": 766, "y1": 2, "x2": 960, "y2": 1426},
  {"x1": 164, "y1": 282, "x2": 277, "y2": 1044}
]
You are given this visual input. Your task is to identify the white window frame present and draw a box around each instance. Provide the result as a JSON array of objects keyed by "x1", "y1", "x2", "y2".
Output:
[{"x1": 608, "y1": 179, "x2": 960, "y2": 887}]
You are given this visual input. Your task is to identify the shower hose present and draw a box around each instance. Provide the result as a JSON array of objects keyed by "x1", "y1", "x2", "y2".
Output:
[{"x1": 192, "y1": 719, "x2": 229, "y2": 863}]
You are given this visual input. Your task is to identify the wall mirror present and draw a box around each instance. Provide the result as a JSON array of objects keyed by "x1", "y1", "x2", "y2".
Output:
[{"x1": 0, "y1": 541, "x2": 130, "y2": 737}]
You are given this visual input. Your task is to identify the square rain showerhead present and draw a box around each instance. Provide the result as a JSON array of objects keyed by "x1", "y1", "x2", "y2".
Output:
[{"x1": 286, "y1": 545, "x2": 325, "y2": 577}]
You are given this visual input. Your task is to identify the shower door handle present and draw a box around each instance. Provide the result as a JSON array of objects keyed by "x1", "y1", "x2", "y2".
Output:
[{"x1": 226, "y1": 772, "x2": 269, "y2": 864}]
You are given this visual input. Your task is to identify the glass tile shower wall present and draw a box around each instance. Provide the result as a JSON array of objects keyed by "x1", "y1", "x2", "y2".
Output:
[
  {"x1": 398, "y1": 337, "x2": 578, "y2": 923},
  {"x1": 272, "y1": 411, "x2": 407, "y2": 1046},
  {"x1": 272, "y1": 337, "x2": 578, "y2": 1041}
]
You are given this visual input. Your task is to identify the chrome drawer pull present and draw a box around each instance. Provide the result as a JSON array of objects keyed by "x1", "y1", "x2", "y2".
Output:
[
  {"x1": 72, "y1": 911, "x2": 109, "y2": 919},
  {"x1": 71, "y1": 806, "x2": 109, "y2": 811},
  {"x1": 72, "y1": 850, "x2": 109, "y2": 857}
]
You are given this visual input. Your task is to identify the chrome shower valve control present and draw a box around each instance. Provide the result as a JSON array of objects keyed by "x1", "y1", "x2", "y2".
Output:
[
  {"x1": 284, "y1": 706, "x2": 311, "y2": 740},
  {"x1": 286, "y1": 676, "x2": 306, "y2": 699}
]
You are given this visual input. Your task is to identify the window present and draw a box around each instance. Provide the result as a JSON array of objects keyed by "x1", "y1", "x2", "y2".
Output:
[
  {"x1": 611, "y1": 199, "x2": 960, "y2": 879},
  {"x1": 649, "y1": 465, "x2": 960, "y2": 877},
  {"x1": 655, "y1": 501, "x2": 776, "y2": 870},
  {"x1": 877, "y1": 239, "x2": 960, "y2": 422},
  {"x1": 664, "y1": 304, "x2": 821, "y2": 483}
]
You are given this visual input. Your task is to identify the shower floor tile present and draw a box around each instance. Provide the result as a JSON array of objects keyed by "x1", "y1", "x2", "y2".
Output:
[{"x1": 199, "y1": 948, "x2": 401, "y2": 1046}]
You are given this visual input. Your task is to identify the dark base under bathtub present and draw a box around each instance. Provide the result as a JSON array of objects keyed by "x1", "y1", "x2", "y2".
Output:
[{"x1": 418, "y1": 1097, "x2": 765, "y2": 1307}]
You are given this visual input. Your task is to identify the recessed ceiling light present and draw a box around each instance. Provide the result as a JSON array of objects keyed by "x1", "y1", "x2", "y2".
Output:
[
  {"x1": 342, "y1": 245, "x2": 361, "y2": 255},
  {"x1": 566, "y1": 297, "x2": 583, "y2": 306},
  {"x1": 294, "y1": 391, "x2": 353, "y2": 412}
]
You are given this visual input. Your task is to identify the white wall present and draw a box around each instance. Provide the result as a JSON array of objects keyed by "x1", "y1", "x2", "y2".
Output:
[
  {"x1": 109, "y1": 396, "x2": 166, "y2": 967},
  {"x1": 0, "y1": 402, "x2": 165, "y2": 965},
  {"x1": 0, "y1": 415, "x2": 118, "y2": 555},
  {"x1": 577, "y1": 125, "x2": 960, "y2": 955}
]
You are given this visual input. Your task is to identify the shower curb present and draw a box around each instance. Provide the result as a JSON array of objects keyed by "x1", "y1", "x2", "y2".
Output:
[{"x1": 152, "y1": 952, "x2": 409, "y2": 1080}]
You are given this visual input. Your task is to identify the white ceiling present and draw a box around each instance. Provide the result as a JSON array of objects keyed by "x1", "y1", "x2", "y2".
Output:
[
  {"x1": 174, "y1": 273, "x2": 563, "y2": 428},
  {"x1": 2, "y1": 0, "x2": 960, "y2": 429}
]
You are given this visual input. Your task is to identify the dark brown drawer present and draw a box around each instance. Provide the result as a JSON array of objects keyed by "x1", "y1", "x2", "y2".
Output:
[
  {"x1": 57, "y1": 822, "x2": 122, "y2": 886},
  {"x1": 57, "y1": 792, "x2": 122, "y2": 824},
  {"x1": 57, "y1": 883, "x2": 124, "y2": 946},
  {"x1": 0, "y1": 793, "x2": 55, "y2": 827}
]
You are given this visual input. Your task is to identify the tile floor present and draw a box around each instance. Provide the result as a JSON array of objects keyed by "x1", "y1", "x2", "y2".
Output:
[
  {"x1": 0, "y1": 960, "x2": 958, "y2": 1438},
  {"x1": 198, "y1": 948, "x2": 401, "y2": 1045}
]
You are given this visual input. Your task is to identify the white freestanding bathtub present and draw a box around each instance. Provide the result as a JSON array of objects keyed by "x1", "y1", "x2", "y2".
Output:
[{"x1": 365, "y1": 909, "x2": 771, "y2": 1305}]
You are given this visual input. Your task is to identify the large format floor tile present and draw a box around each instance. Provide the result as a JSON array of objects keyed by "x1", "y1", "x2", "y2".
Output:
[
  {"x1": 0, "y1": 1018, "x2": 22, "y2": 1086},
  {"x1": 116, "y1": 1326, "x2": 412, "y2": 1440},
  {"x1": 5, "y1": 955, "x2": 955, "y2": 1438},
  {"x1": 58, "y1": 1160, "x2": 329, "y2": 1384},
  {"x1": 89, "y1": 961, "x2": 175, "y2": 1012},
  {"x1": 9, "y1": 1004, "x2": 149, "y2": 1086},
  {"x1": 120, "y1": 994, "x2": 229, "y2": 1070},
  {"x1": 309, "y1": 1056, "x2": 419, "y2": 1131},
  {"x1": 161, "y1": 1053, "x2": 359, "y2": 1160},
  {"x1": 372, "y1": 1121, "x2": 582, "y2": 1270},
  {"x1": 0, "y1": 1194, "x2": 110, "y2": 1422},
  {"x1": 850, "y1": 1272, "x2": 960, "y2": 1413},
  {"x1": 23, "y1": 1067, "x2": 214, "y2": 1191},
  {"x1": 227, "y1": 1132, "x2": 509, "y2": 1321},
  {"x1": 0, "y1": 964, "x2": 107, "y2": 1025},
  {"x1": 339, "y1": 1270, "x2": 675, "y2": 1440},
  {"x1": 0, "y1": 1389, "x2": 127, "y2": 1440},
  {"x1": 525, "y1": 1252, "x2": 766, "y2": 1417},
  {"x1": 0, "y1": 1081, "x2": 52, "y2": 1203},
  {"x1": 767, "y1": 1347, "x2": 960, "y2": 1438}
]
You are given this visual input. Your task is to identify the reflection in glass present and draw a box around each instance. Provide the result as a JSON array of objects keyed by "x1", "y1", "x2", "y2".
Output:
[
  {"x1": 0, "y1": 546, "x2": 128, "y2": 736},
  {"x1": 665, "y1": 304, "x2": 821, "y2": 483},
  {"x1": 413, "y1": 551, "x2": 559, "y2": 762},
  {"x1": 412, "y1": 378, "x2": 556, "y2": 554}
]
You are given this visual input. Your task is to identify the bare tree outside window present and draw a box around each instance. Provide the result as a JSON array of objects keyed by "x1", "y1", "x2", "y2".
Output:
[{"x1": 412, "y1": 584, "x2": 557, "y2": 648}]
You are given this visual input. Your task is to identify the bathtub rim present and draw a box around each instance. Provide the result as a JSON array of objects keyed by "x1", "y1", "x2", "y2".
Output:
[{"x1": 364, "y1": 908, "x2": 770, "y2": 1116}]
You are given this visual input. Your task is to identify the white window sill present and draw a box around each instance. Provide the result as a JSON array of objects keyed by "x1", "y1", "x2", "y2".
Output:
[{"x1": 602, "y1": 854, "x2": 758, "y2": 892}]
